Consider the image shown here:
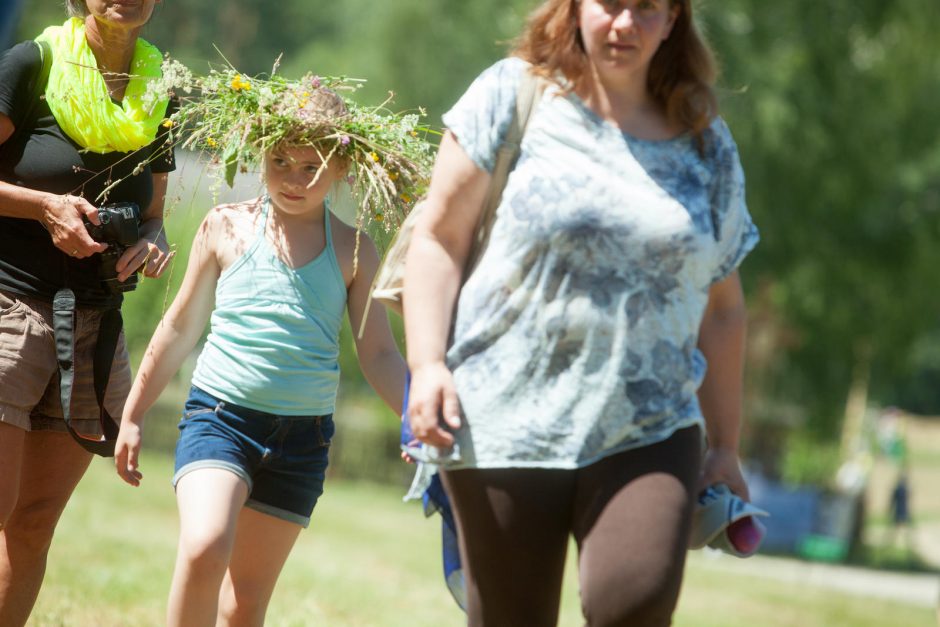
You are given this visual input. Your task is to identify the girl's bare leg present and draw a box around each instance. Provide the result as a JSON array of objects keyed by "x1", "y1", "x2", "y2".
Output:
[
  {"x1": 216, "y1": 507, "x2": 302, "y2": 627},
  {"x1": 167, "y1": 468, "x2": 248, "y2": 627}
]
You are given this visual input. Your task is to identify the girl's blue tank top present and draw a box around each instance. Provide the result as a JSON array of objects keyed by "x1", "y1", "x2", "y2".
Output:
[{"x1": 191, "y1": 197, "x2": 347, "y2": 416}]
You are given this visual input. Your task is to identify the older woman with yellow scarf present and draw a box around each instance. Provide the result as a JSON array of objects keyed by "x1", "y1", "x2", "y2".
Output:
[{"x1": 0, "y1": 1, "x2": 174, "y2": 623}]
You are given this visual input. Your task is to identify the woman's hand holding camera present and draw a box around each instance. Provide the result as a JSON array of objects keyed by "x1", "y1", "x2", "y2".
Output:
[
  {"x1": 37, "y1": 192, "x2": 173, "y2": 280},
  {"x1": 40, "y1": 193, "x2": 107, "y2": 258},
  {"x1": 116, "y1": 218, "x2": 174, "y2": 281}
]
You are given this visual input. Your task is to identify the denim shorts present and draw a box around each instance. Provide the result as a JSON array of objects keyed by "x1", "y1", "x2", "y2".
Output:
[{"x1": 173, "y1": 386, "x2": 334, "y2": 528}]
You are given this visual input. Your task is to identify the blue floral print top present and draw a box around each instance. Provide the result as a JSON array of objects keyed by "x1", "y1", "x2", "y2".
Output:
[{"x1": 440, "y1": 57, "x2": 759, "y2": 470}]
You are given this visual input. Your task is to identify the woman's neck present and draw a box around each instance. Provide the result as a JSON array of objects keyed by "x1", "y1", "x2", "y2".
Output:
[
  {"x1": 83, "y1": 15, "x2": 140, "y2": 99},
  {"x1": 578, "y1": 64, "x2": 679, "y2": 140}
]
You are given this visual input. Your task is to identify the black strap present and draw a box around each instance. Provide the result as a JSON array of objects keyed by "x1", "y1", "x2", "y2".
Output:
[{"x1": 53, "y1": 288, "x2": 122, "y2": 457}]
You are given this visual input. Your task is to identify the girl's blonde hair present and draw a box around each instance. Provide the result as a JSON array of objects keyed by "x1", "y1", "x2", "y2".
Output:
[
  {"x1": 512, "y1": 0, "x2": 718, "y2": 145},
  {"x1": 282, "y1": 88, "x2": 352, "y2": 172}
]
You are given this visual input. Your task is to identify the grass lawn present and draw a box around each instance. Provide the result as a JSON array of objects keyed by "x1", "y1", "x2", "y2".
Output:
[{"x1": 29, "y1": 451, "x2": 937, "y2": 626}]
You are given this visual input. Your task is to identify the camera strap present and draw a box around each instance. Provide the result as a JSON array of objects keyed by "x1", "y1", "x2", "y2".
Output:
[{"x1": 53, "y1": 288, "x2": 122, "y2": 457}]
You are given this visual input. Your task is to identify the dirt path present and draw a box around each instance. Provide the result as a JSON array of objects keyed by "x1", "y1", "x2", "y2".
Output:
[{"x1": 694, "y1": 551, "x2": 939, "y2": 608}]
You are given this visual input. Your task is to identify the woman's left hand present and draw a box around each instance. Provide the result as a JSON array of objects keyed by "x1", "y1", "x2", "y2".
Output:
[
  {"x1": 116, "y1": 219, "x2": 174, "y2": 281},
  {"x1": 699, "y1": 447, "x2": 750, "y2": 502}
]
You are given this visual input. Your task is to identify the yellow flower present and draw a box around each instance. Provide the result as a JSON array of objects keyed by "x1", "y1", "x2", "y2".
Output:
[
  {"x1": 206, "y1": 137, "x2": 217, "y2": 147},
  {"x1": 370, "y1": 152, "x2": 380, "y2": 162},
  {"x1": 410, "y1": 131, "x2": 418, "y2": 137},
  {"x1": 374, "y1": 213, "x2": 384, "y2": 222},
  {"x1": 161, "y1": 118, "x2": 174, "y2": 128},
  {"x1": 388, "y1": 171, "x2": 399, "y2": 181},
  {"x1": 230, "y1": 75, "x2": 251, "y2": 91},
  {"x1": 401, "y1": 193, "x2": 411, "y2": 203}
]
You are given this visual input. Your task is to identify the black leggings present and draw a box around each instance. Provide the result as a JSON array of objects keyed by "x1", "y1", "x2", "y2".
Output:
[{"x1": 441, "y1": 426, "x2": 702, "y2": 627}]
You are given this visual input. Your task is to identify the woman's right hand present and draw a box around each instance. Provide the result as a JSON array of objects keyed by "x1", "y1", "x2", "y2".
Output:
[
  {"x1": 114, "y1": 421, "x2": 144, "y2": 487},
  {"x1": 39, "y1": 193, "x2": 108, "y2": 258},
  {"x1": 407, "y1": 361, "x2": 462, "y2": 449}
]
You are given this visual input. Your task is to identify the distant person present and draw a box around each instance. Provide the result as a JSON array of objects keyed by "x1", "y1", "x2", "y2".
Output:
[
  {"x1": 886, "y1": 468, "x2": 915, "y2": 554},
  {"x1": 403, "y1": 0, "x2": 759, "y2": 625},
  {"x1": 113, "y1": 85, "x2": 415, "y2": 625},
  {"x1": 890, "y1": 471, "x2": 911, "y2": 526},
  {"x1": 0, "y1": 1, "x2": 174, "y2": 624}
]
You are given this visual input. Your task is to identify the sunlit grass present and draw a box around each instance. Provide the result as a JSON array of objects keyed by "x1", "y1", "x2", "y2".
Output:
[{"x1": 29, "y1": 451, "x2": 937, "y2": 626}]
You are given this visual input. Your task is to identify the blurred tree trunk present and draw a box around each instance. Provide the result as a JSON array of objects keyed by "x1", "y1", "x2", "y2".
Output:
[{"x1": 841, "y1": 342, "x2": 872, "y2": 460}]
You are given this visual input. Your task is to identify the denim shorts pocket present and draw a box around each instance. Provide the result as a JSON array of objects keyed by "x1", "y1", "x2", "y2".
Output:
[
  {"x1": 182, "y1": 407, "x2": 216, "y2": 421},
  {"x1": 313, "y1": 415, "x2": 335, "y2": 448}
]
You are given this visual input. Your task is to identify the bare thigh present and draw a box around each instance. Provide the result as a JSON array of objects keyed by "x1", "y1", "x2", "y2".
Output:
[
  {"x1": 175, "y1": 468, "x2": 250, "y2": 557},
  {"x1": 218, "y1": 507, "x2": 303, "y2": 624},
  {"x1": 13, "y1": 430, "x2": 94, "y2": 531},
  {"x1": 0, "y1": 423, "x2": 25, "y2": 524}
]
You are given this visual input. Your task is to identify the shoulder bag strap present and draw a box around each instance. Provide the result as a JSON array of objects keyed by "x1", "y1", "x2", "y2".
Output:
[{"x1": 463, "y1": 69, "x2": 545, "y2": 279}]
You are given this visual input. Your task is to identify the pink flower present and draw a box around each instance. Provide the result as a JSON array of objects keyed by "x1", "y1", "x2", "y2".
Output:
[{"x1": 340, "y1": 135, "x2": 350, "y2": 145}]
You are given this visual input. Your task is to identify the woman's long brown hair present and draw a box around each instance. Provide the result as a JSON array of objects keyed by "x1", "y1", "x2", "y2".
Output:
[{"x1": 512, "y1": 0, "x2": 718, "y2": 146}]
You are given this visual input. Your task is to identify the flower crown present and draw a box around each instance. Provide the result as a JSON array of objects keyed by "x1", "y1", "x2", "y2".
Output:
[{"x1": 146, "y1": 56, "x2": 437, "y2": 249}]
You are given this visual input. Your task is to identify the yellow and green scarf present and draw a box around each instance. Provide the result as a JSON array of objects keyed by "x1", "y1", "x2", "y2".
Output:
[{"x1": 36, "y1": 17, "x2": 168, "y2": 154}]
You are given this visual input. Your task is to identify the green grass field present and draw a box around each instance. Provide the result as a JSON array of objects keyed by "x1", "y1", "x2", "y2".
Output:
[{"x1": 29, "y1": 451, "x2": 937, "y2": 627}]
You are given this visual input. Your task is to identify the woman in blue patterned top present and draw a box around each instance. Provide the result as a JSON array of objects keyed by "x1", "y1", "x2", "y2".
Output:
[{"x1": 403, "y1": 0, "x2": 759, "y2": 624}]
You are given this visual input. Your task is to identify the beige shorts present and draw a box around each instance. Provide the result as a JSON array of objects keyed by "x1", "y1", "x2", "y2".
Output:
[{"x1": 0, "y1": 290, "x2": 131, "y2": 436}]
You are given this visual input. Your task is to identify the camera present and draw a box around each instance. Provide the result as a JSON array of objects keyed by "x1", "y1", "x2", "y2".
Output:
[{"x1": 84, "y1": 202, "x2": 141, "y2": 294}]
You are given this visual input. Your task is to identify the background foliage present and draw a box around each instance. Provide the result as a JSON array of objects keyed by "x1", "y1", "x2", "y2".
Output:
[{"x1": 13, "y1": 0, "x2": 940, "y2": 483}]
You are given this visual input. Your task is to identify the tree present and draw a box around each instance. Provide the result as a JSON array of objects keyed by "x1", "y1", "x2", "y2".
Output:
[{"x1": 703, "y1": 1, "x2": 940, "y2": 457}]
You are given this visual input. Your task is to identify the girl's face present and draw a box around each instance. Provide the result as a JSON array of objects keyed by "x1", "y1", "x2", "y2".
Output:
[
  {"x1": 264, "y1": 146, "x2": 342, "y2": 218},
  {"x1": 578, "y1": 0, "x2": 679, "y2": 79},
  {"x1": 85, "y1": 0, "x2": 161, "y2": 30}
]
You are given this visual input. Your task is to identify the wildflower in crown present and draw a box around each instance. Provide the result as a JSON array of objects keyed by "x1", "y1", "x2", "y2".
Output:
[{"x1": 144, "y1": 56, "x2": 436, "y2": 250}]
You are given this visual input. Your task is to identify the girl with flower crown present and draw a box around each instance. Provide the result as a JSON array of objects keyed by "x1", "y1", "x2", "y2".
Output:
[
  {"x1": 113, "y1": 82, "x2": 414, "y2": 625},
  {"x1": 0, "y1": 1, "x2": 174, "y2": 623},
  {"x1": 404, "y1": 0, "x2": 760, "y2": 624}
]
